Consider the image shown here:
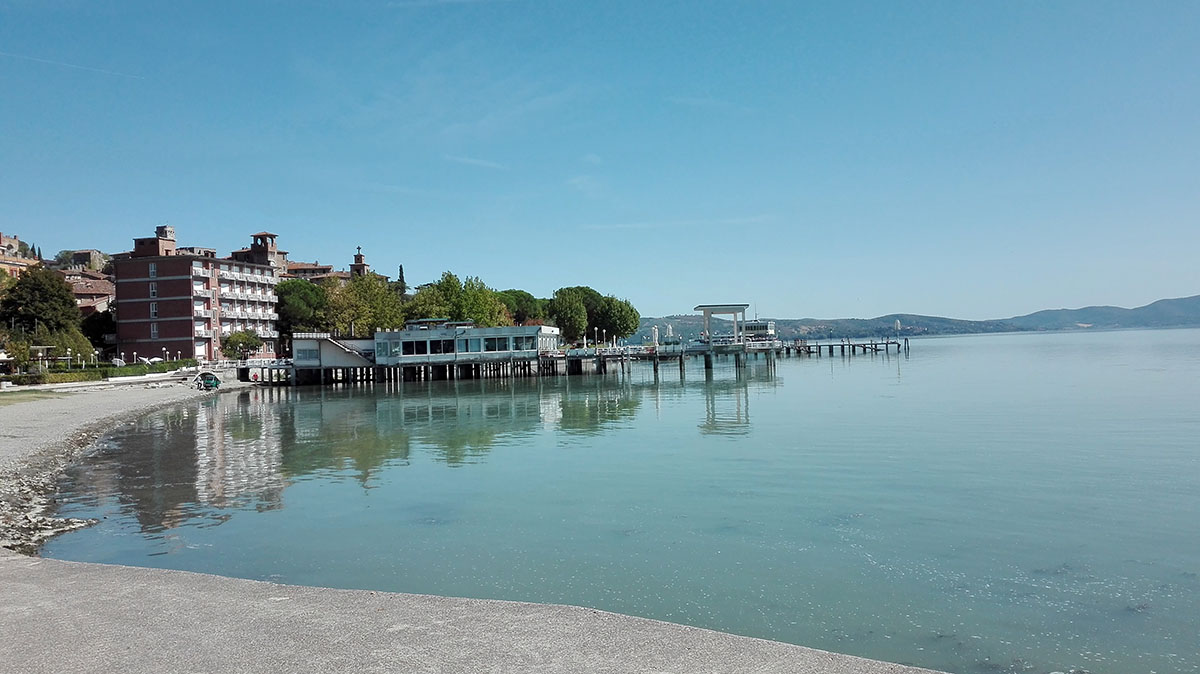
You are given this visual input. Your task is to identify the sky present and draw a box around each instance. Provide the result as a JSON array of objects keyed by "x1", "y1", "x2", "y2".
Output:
[{"x1": 2, "y1": 1, "x2": 1197, "y2": 320}]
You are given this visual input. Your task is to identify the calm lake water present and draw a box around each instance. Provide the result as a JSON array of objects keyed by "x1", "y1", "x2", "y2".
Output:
[{"x1": 44, "y1": 329, "x2": 1200, "y2": 674}]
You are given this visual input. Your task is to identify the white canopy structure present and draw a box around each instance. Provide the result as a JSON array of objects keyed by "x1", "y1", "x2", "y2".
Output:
[{"x1": 693, "y1": 304, "x2": 751, "y2": 344}]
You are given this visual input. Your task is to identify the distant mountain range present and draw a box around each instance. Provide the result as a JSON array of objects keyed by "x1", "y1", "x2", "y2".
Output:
[{"x1": 634, "y1": 294, "x2": 1200, "y2": 341}]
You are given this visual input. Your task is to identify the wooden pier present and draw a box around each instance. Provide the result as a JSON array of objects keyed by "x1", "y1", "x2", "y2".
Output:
[{"x1": 247, "y1": 335, "x2": 910, "y2": 387}]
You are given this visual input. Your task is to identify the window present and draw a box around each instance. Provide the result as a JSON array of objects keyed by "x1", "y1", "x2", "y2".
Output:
[
  {"x1": 295, "y1": 348, "x2": 319, "y2": 361},
  {"x1": 430, "y1": 339, "x2": 444, "y2": 354},
  {"x1": 402, "y1": 341, "x2": 415, "y2": 355},
  {"x1": 443, "y1": 339, "x2": 455, "y2": 353},
  {"x1": 469, "y1": 338, "x2": 481, "y2": 353},
  {"x1": 457, "y1": 339, "x2": 469, "y2": 353},
  {"x1": 148, "y1": 262, "x2": 157, "y2": 278},
  {"x1": 485, "y1": 337, "x2": 508, "y2": 352},
  {"x1": 149, "y1": 282, "x2": 157, "y2": 298},
  {"x1": 150, "y1": 322, "x2": 159, "y2": 339},
  {"x1": 391, "y1": 341, "x2": 404, "y2": 357},
  {"x1": 414, "y1": 340, "x2": 428, "y2": 355},
  {"x1": 149, "y1": 302, "x2": 158, "y2": 318}
]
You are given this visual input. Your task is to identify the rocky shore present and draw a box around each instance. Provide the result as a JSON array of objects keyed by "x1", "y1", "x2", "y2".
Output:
[{"x1": 0, "y1": 378, "x2": 248, "y2": 554}]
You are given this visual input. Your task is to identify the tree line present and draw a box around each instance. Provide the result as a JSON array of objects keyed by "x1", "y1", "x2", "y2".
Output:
[{"x1": 277, "y1": 271, "x2": 639, "y2": 351}]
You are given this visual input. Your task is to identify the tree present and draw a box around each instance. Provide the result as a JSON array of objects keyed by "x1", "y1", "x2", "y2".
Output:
[
  {"x1": 497, "y1": 289, "x2": 546, "y2": 324},
  {"x1": 322, "y1": 275, "x2": 405, "y2": 336},
  {"x1": 81, "y1": 309, "x2": 116, "y2": 350},
  {"x1": 563, "y1": 286, "x2": 605, "y2": 329},
  {"x1": 54, "y1": 250, "x2": 75, "y2": 266},
  {"x1": 457, "y1": 276, "x2": 512, "y2": 327},
  {"x1": 596, "y1": 296, "x2": 641, "y2": 339},
  {"x1": 276, "y1": 279, "x2": 328, "y2": 335},
  {"x1": 221, "y1": 330, "x2": 264, "y2": 360},
  {"x1": 547, "y1": 288, "x2": 588, "y2": 343},
  {"x1": 395, "y1": 264, "x2": 407, "y2": 296},
  {"x1": 404, "y1": 285, "x2": 450, "y2": 322},
  {"x1": 0, "y1": 267, "x2": 81, "y2": 333}
]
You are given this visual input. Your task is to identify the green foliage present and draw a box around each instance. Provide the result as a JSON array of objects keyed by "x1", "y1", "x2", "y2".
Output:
[
  {"x1": 547, "y1": 288, "x2": 588, "y2": 342},
  {"x1": 0, "y1": 267, "x2": 81, "y2": 333},
  {"x1": 221, "y1": 330, "x2": 264, "y2": 359},
  {"x1": 276, "y1": 279, "x2": 328, "y2": 334},
  {"x1": 497, "y1": 289, "x2": 546, "y2": 324},
  {"x1": 322, "y1": 275, "x2": 405, "y2": 336},
  {"x1": 596, "y1": 296, "x2": 640, "y2": 339},
  {"x1": 405, "y1": 272, "x2": 512, "y2": 327},
  {"x1": 404, "y1": 285, "x2": 451, "y2": 322},
  {"x1": 80, "y1": 309, "x2": 115, "y2": 350},
  {"x1": 54, "y1": 250, "x2": 75, "y2": 265},
  {"x1": 394, "y1": 264, "x2": 407, "y2": 296},
  {"x1": 457, "y1": 276, "x2": 512, "y2": 327}
]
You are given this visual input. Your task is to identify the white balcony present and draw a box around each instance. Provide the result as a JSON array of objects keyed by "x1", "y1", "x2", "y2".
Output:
[
  {"x1": 193, "y1": 288, "x2": 211, "y2": 298},
  {"x1": 193, "y1": 308, "x2": 212, "y2": 318},
  {"x1": 196, "y1": 328, "x2": 213, "y2": 338},
  {"x1": 192, "y1": 267, "x2": 211, "y2": 278}
]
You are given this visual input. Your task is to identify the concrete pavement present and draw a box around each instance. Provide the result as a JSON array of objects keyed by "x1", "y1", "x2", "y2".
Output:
[{"x1": 1, "y1": 550, "x2": 943, "y2": 674}]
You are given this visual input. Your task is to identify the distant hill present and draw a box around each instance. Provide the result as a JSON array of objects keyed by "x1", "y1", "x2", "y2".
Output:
[
  {"x1": 632, "y1": 294, "x2": 1200, "y2": 341},
  {"x1": 1004, "y1": 295, "x2": 1200, "y2": 330}
]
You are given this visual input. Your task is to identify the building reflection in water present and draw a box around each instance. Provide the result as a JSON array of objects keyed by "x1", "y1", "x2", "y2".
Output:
[{"x1": 69, "y1": 363, "x2": 777, "y2": 535}]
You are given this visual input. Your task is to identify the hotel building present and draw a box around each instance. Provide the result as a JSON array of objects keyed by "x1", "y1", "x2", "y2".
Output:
[{"x1": 113, "y1": 226, "x2": 281, "y2": 361}]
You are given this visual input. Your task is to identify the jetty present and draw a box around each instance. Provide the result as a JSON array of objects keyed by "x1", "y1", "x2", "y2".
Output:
[{"x1": 241, "y1": 305, "x2": 907, "y2": 386}]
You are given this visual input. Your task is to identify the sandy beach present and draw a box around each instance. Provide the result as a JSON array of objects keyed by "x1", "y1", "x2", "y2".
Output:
[{"x1": 0, "y1": 377, "x2": 249, "y2": 553}]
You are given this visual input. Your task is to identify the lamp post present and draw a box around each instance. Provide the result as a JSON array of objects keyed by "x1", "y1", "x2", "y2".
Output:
[
  {"x1": 602, "y1": 329, "x2": 607, "y2": 348},
  {"x1": 176, "y1": 350, "x2": 181, "y2": 361},
  {"x1": 93, "y1": 350, "x2": 98, "y2": 368},
  {"x1": 162, "y1": 347, "x2": 168, "y2": 363},
  {"x1": 593, "y1": 327, "x2": 597, "y2": 350},
  {"x1": 66, "y1": 348, "x2": 72, "y2": 370},
  {"x1": 120, "y1": 352, "x2": 126, "y2": 364}
]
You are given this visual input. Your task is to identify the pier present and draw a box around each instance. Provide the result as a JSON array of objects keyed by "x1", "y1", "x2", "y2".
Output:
[{"x1": 248, "y1": 325, "x2": 907, "y2": 387}]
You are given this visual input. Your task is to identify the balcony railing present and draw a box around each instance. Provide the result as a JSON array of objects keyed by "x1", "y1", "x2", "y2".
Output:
[
  {"x1": 192, "y1": 267, "x2": 211, "y2": 278},
  {"x1": 193, "y1": 308, "x2": 212, "y2": 318},
  {"x1": 196, "y1": 328, "x2": 213, "y2": 338},
  {"x1": 193, "y1": 288, "x2": 211, "y2": 298}
]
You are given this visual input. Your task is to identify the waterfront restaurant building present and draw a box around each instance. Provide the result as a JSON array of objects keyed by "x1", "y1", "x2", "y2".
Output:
[
  {"x1": 372, "y1": 320, "x2": 561, "y2": 366},
  {"x1": 113, "y1": 226, "x2": 281, "y2": 361}
]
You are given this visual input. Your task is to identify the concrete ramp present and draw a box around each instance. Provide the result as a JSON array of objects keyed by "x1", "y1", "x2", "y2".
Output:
[{"x1": 0, "y1": 550, "x2": 943, "y2": 674}]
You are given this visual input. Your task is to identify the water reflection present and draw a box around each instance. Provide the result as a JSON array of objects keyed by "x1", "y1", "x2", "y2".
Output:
[{"x1": 64, "y1": 365, "x2": 776, "y2": 536}]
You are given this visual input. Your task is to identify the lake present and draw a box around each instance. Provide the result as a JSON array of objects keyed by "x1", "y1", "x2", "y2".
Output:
[{"x1": 43, "y1": 329, "x2": 1200, "y2": 674}]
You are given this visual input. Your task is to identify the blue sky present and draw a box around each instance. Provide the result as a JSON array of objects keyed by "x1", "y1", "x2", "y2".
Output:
[{"x1": 2, "y1": 1, "x2": 1197, "y2": 320}]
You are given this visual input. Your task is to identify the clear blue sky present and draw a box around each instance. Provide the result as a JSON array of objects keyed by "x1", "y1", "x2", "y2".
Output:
[{"x1": 3, "y1": 1, "x2": 1197, "y2": 320}]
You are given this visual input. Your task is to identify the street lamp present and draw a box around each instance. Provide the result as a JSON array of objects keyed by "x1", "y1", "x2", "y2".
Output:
[
  {"x1": 66, "y1": 348, "x2": 72, "y2": 370},
  {"x1": 602, "y1": 329, "x2": 607, "y2": 347},
  {"x1": 593, "y1": 326, "x2": 598, "y2": 349}
]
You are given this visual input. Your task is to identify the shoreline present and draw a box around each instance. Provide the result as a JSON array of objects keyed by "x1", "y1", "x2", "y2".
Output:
[
  {"x1": 0, "y1": 377, "x2": 251, "y2": 554},
  {"x1": 0, "y1": 377, "x2": 946, "y2": 673}
]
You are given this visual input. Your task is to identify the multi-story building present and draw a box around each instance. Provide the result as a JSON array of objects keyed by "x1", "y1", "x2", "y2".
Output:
[{"x1": 113, "y1": 226, "x2": 280, "y2": 361}]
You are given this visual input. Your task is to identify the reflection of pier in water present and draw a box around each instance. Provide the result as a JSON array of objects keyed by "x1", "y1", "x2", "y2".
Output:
[{"x1": 62, "y1": 363, "x2": 778, "y2": 536}]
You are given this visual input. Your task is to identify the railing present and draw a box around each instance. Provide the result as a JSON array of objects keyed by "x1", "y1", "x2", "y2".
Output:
[
  {"x1": 196, "y1": 328, "x2": 213, "y2": 338},
  {"x1": 193, "y1": 288, "x2": 211, "y2": 298},
  {"x1": 192, "y1": 267, "x2": 211, "y2": 278},
  {"x1": 193, "y1": 308, "x2": 212, "y2": 318}
]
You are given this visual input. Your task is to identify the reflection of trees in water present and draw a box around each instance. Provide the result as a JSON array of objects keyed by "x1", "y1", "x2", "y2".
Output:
[
  {"x1": 65, "y1": 366, "x2": 780, "y2": 535},
  {"x1": 556, "y1": 381, "x2": 643, "y2": 436},
  {"x1": 279, "y1": 394, "x2": 411, "y2": 484}
]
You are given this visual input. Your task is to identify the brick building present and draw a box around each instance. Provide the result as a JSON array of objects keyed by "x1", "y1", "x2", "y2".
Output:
[{"x1": 113, "y1": 226, "x2": 280, "y2": 361}]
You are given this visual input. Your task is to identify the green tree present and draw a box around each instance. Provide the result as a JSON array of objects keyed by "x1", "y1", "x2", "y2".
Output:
[
  {"x1": 221, "y1": 330, "x2": 264, "y2": 359},
  {"x1": 54, "y1": 250, "x2": 75, "y2": 266},
  {"x1": 394, "y1": 264, "x2": 407, "y2": 296},
  {"x1": 81, "y1": 309, "x2": 116, "y2": 350},
  {"x1": 404, "y1": 285, "x2": 451, "y2": 321},
  {"x1": 596, "y1": 296, "x2": 641, "y2": 339},
  {"x1": 563, "y1": 285, "x2": 605, "y2": 330},
  {"x1": 547, "y1": 288, "x2": 588, "y2": 343},
  {"x1": 276, "y1": 279, "x2": 328, "y2": 335},
  {"x1": 497, "y1": 289, "x2": 546, "y2": 324},
  {"x1": 457, "y1": 276, "x2": 512, "y2": 327},
  {"x1": 322, "y1": 275, "x2": 405, "y2": 336},
  {"x1": 0, "y1": 267, "x2": 81, "y2": 333}
]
